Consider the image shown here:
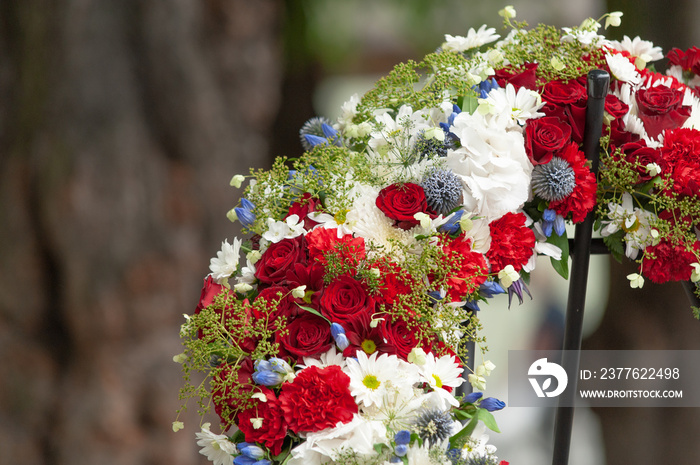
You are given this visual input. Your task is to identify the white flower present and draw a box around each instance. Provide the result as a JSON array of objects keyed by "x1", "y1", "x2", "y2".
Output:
[
  {"x1": 209, "y1": 238, "x2": 242, "y2": 283},
  {"x1": 498, "y1": 6, "x2": 516, "y2": 19},
  {"x1": 345, "y1": 351, "x2": 404, "y2": 408},
  {"x1": 291, "y1": 285, "x2": 306, "y2": 298},
  {"x1": 236, "y1": 259, "x2": 257, "y2": 286},
  {"x1": 172, "y1": 421, "x2": 184, "y2": 432},
  {"x1": 416, "y1": 353, "x2": 465, "y2": 408},
  {"x1": 561, "y1": 26, "x2": 605, "y2": 46},
  {"x1": 462, "y1": 423, "x2": 498, "y2": 461},
  {"x1": 337, "y1": 93, "x2": 360, "y2": 130},
  {"x1": 443, "y1": 25, "x2": 500, "y2": 52},
  {"x1": 476, "y1": 360, "x2": 496, "y2": 377},
  {"x1": 467, "y1": 373, "x2": 487, "y2": 391},
  {"x1": 407, "y1": 347, "x2": 427, "y2": 365},
  {"x1": 287, "y1": 415, "x2": 386, "y2": 465},
  {"x1": 229, "y1": 174, "x2": 245, "y2": 188},
  {"x1": 601, "y1": 193, "x2": 658, "y2": 259},
  {"x1": 195, "y1": 423, "x2": 237, "y2": 465},
  {"x1": 446, "y1": 111, "x2": 533, "y2": 221},
  {"x1": 691, "y1": 263, "x2": 700, "y2": 283},
  {"x1": 627, "y1": 273, "x2": 645, "y2": 289},
  {"x1": 604, "y1": 11, "x2": 623, "y2": 29},
  {"x1": 262, "y1": 215, "x2": 305, "y2": 243},
  {"x1": 609, "y1": 36, "x2": 663, "y2": 66},
  {"x1": 478, "y1": 83, "x2": 544, "y2": 129},
  {"x1": 299, "y1": 346, "x2": 347, "y2": 371},
  {"x1": 606, "y1": 53, "x2": 641, "y2": 85},
  {"x1": 498, "y1": 264, "x2": 520, "y2": 289}
]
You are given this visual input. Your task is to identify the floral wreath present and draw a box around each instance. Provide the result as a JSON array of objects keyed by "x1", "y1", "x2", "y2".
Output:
[{"x1": 174, "y1": 7, "x2": 700, "y2": 465}]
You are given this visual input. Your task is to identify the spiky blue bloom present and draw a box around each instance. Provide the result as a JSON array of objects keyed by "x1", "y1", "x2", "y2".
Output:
[
  {"x1": 413, "y1": 408, "x2": 454, "y2": 446},
  {"x1": 480, "y1": 397, "x2": 506, "y2": 412},
  {"x1": 414, "y1": 130, "x2": 449, "y2": 159},
  {"x1": 299, "y1": 116, "x2": 340, "y2": 150},
  {"x1": 235, "y1": 198, "x2": 256, "y2": 228},
  {"x1": 422, "y1": 169, "x2": 463, "y2": 216},
  {"x1": 531, "y1": 157, "x2": 576, "y2": 202},
  {"x1": 507, "y1": 278, "x2": 532, "y2": 308}
]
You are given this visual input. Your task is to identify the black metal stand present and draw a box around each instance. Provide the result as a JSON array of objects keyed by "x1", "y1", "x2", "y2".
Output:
[{"x1": 551, "y1": 69, "x2": 609, "y2": 465}]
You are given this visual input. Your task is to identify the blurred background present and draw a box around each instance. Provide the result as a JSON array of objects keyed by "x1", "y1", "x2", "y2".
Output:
[{"x1": 1, "y1": 1, "x2": 700, "y2": 464}]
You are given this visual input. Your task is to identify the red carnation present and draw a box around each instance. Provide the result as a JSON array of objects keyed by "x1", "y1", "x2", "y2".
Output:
[
  {"x1": 279, "y1": 365, "x2": 357, "y2": 433},
  {"x1": 549, "y1": 143, "x2": 597, "y2": 224},
  {"x1": 486, "y1": 212, "x2": 536, "y2": 274},
  {"x1": 305, "y1": 227, "x2": 365, "y2": 271},
  {"x1": 435, "y1": 233, "x2": 488, "y2": 302},
  {"x1": 635, "y1": 86, "x2": 692, "y2": 139},
  {"x1": 376, "y1": 183, "x2": 432, "y2": 230},
  {"x1": 237, "y1": 386, "x2": 288, "y2": 455},
  {"x1": 641, "y1": 239, "x2": 700, "y2": 284},
  {"x1": 661, "y1": 128, "x2": 700, "y2": 198}
]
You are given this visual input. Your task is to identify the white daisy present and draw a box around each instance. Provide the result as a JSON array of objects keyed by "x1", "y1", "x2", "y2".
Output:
[
  {"x1": 345, "y1": 351, "x2": 415, "y2": 409},
  {"x1": 478, "y1": 83, "x2": 544, "y2": 129},
  {"x1": 298, "y1": 346, "x2": 347, "y2": 371},
  {"x1": 195, "y1": 423, "x2": 237, "y2": 465},
  {"x1": 606, "y1": 53, "x2": 641, "y2": 85},
  {"x1": 609, "y1": 36, "x2": 664, "y2": 67},
  {"x1": 601, "y1": 193, "x2": 658, "y2": 259},
  {"x1": 209, "y1": 238, "x2": 242, "y2": 284},
  {"x1": 416, "y1": 353, "x2": 464, "y2": 408},
  {"x1": 443, "y1": 25, "x2": 500, "y2": 52}
]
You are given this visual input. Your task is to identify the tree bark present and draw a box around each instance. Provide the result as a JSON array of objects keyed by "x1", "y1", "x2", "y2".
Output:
[{"x1": 0, "y1": 1, "x2": 281, "y2": 464}]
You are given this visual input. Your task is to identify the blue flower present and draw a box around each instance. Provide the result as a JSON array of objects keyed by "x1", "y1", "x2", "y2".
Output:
[
  {"x1": 541, "y1": 208, "x2": 566, "y2": 237},
  {"x1": 422, "y1": 170, "x2": 463, "y2": 216},
  {"x1": 330, "y1": 323, "x2": 350, "y2": 350},
  {"x1": 299, "y1": 116, "x2": 340, "y2": 150},
  {"x1": 532, "y1": 157, "x2": 576, "y2": 202},
  {"x1": 394, "y1": 429, "x2": 411, "y2": 445},
  {"x1": 473, "y1": 77, "x2": 500, "y2": 98},
  {"x1": 251, "y1": 369, "x2": 282, "y2": 386},
  {"x1": 479, "y1": 281, "x2": 506, "y2": 299},
  {"x1": 237, "y1": 442, "x2": 265, "y2": 459},
  {"x1": 235, "y1": 198, "x2": 256, "y2": 228},
  {"x1": 507, "y1": 278, "x2": 532, "y2": 308},
  {"x1": 480, "y1": 397, "x2": 506, "y2": 411},
  {"x1": 394, "y1": 444, "x2": 409, "y2": 457},
  {"x1": 439, "y1": 210, "x2": 465, "y2": 235},
  {"x1": 464, "y1": 391, "x2": 483, "y2": 403},
  {"x1": 268, "y1": 358, "x2": 293, "y2": 374}
]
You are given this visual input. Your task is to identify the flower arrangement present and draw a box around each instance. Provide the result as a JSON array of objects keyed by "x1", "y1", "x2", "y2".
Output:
[{"x1": 174, "y1": 7, "x2": 700, "y2": 465}]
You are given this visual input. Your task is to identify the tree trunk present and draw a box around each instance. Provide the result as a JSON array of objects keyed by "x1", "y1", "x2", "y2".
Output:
[{"x1": 0, "y1": 1, "x2": 281, "y2": 464}]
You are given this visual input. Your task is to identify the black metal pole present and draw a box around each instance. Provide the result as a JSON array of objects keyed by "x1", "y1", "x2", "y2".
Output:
[{"x1": 551, "y1": 69, "x2": 609, "y2": 465}]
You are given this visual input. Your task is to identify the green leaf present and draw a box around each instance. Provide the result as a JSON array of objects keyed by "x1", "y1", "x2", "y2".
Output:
[
  {"x1": 462, "y1": 94, "x2": 480, "y2": 114},
  {"x1": 477, "y1": 409, "x2": 501, "y2": 433},
  {"x1": 296, "y1": 304, "x2": 330, "y2": 323},
  {"x1": 373, "y1": 442, "x2": 389, "y2": 455},
  {"x1": 453, "y1": 407, "x2": 475, "y2": 421},
  {"x1": 547, "y1": 230, "x2": 569, "y2": 280},
  {"x1": 449, "y1": 415, "x2": 478, "y2": 449}
]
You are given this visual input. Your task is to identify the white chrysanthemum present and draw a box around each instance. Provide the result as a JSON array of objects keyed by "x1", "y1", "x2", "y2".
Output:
[
  {"x1": 478, "y1": 83, "x2": 544, "y2": 129},
  {"x1": 446, "y1": 111, "x2": 533, "y2": 221},
  {"x1": 236, "y1": 259, "x2": 257, "y2": 286},
  {"x1": 682, "y1": 89, "x2": 700, "y2": 130},
  {"x1": 606, "y1": 53, "x2": 641, "y2": 85},
  {"x1": 601, "y1": 193, "x2": 658, "y2": 259},
  {"x1": 405, "y1": 441, "x2": 450, "y2": 465},
  {"x1": 195, "y1": 423, "x2": 237, "y2": 465},
  {"x1": 209, "y1": 238, "x2": 242, "y2": 283},
  {"x1": 345, "y1": 351, "x2": 418, "y2": 409},
  {"x1": 287, "y1": 415, "x2": 387, "y2": 465},
  {"x1": 443, "y1": 25, "x2": 500, "y2": 52},
  {"x1": 416, "y1": 354, "x2": 464, "y2": 409},
  {"x1": 609, "y1": 35, "x2": 664, "y2": 66},
  {"x1": 667, "y1": 65, "x2": 700, "y2": 89}
]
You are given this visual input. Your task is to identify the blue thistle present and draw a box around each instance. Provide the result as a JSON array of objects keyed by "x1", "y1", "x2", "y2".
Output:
[
  {"x1": 531, "y1": 157, "x2": 576, "y2": 202},
  {"x1": 421, "y1": 170, "x2": 463, "y2": 216},
  {"x1": 299, "y1": 116, "x2": 340, "y2": 150},
  {"x1": 412, "y1": 408, "x2": 454, "y2": 446},
  {"x1": 414, "y1": 130, "x2": 449, "y2": 159}
]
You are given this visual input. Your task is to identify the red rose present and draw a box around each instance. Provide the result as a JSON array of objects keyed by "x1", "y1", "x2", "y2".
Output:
[
  {"x1": 486, "y1": 212, "x2": 536, "y2": 274},
  {"x1": 435, "y1": 233, "x2": 488, "y2": 302},
  {"x1": 285, "y1": 193, "x2": 322, "y2": 230},
  {"x1": 635, "y1": 86, "x2": 692, "y2": 138},
  {"x1": 542, "y1": 79, "x2": 586, "y2": 106},
  {"x1": 380, "y1": 315, "x2": 423, "y2": 360},
  {"x1": 493, "y1": 62, "x2": 538, "y2": 90},
  {"x1": 279, "y1": 365, "x2": 357, "y2": 433},
  {"x1": 319, "y1": 275, "x2": 375, "y2": 327},
  {"x1": 376, "y1": 183, "x2": 430, "y2": 230},
  {"x1": 549, "y1": 143, "x2": 597, "y2": 223},
  {"x1": 237, "y1": 386, "x2": 288, "y2": 455},
  {"x1": 525, "y1": 116, "x2": 572, "y2": 165},
  {"x1": 641, "y1": 239, "x2": 700, "y2": 284},
  {"x1": 605, "y1": 94, "x2": 629, "y2": 120},
  {"x1": 255, "y1": 286, "x2": 303, "y2": 325},
  {"x1": 616, "y1": 141, "x2": 666, "y2": 184},
  {"x1": 277, "y1": 312, "x2": 333, "y2": 362},
  {"x1": 255, "y1": 236, "x2": 306, "y2": 285},
  {"x1": 305, "y1": 227, "x2": 365, "y2": 271}
]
